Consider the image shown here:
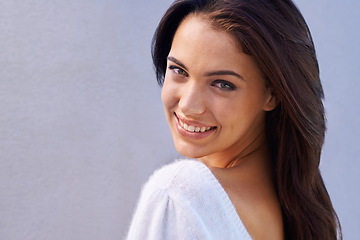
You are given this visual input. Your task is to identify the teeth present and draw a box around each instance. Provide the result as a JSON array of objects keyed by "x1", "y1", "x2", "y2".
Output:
[
  {"x1": 188, "y1": 125, "x2": 195, "y2": 132},
  {"x1": 179, "y1": 119, "x2": 213, "y2": 133}
]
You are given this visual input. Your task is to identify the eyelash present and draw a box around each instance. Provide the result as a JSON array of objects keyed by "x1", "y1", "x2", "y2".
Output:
[{"x1": 168, "y1": 65, "x2": 236, "y2": 91}]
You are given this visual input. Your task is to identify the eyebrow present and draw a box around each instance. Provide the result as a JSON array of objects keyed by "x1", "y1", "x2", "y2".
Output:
[
  {"x1": 167, "y1": 56, "x2": 188, "y2": 71},
  {"x1": 167, "y1": 56, "x2": 245, "y2": 81},
  {"x1": 204, "y1": 70, "x2": 244, "y2": 80}
]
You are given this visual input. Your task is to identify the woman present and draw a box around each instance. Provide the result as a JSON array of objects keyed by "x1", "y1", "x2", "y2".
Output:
[{"x1": 127, "y1": 0, "x2": 341, "y2": 239}]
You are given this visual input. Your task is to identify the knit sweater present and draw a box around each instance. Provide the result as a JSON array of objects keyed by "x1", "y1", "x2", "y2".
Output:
[{"x1": 126, "y1": 159, "x2": 252, "y2": 240}]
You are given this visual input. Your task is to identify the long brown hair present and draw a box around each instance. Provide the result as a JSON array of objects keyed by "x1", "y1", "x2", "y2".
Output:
[{"x1": 152, "y1": 0, "x2": 341, "y2": 239}]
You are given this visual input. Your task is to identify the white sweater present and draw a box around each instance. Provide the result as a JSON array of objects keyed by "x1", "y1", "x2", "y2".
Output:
[{"x1": 126, "y1": 159, "x2": 252, "y2": 240}]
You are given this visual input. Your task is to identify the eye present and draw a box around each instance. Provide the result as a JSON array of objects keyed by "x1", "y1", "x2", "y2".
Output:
[
  {"x1": 168, "y1": 65, "x2": 188, "y2": 77},
  {"x1": 212, "y1": 80, "x2": 236, "y2": 91}
]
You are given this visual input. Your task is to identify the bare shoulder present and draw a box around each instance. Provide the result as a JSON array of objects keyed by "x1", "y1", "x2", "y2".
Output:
[
  {"x1": 240, "y1": 189, "x2": 284, "y2": 240},
  {"x1": 211, "y1": 167, "x2": 284, "y2": 240}
]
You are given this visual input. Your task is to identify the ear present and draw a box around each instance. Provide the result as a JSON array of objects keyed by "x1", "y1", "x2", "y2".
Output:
[{"x1": 263, "y1": 88, "x2": 279, "y2": 111}]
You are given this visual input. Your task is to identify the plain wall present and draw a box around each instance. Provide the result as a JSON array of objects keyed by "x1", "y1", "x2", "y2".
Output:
[{"x1": 0, "y1": 0, "x2": 358, "y2": 239}]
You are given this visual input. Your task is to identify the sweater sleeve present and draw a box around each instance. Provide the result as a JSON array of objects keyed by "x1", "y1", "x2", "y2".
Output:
[
  {"x1": 126, "y1": 185, "x2": 205, "y2": 240},
  {"x1": 125, "y1": 164, "x2": 209, "y2": 240}
]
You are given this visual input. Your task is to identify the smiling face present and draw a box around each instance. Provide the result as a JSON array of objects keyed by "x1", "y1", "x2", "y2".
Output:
[{"x1": 161, "y1": 14, "x2": 277, "y2": 166}]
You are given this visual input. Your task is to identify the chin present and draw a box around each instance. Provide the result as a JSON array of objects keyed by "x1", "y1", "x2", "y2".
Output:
[{"x1": 174, "y1": 142, "x2": 206, "y2": 159}]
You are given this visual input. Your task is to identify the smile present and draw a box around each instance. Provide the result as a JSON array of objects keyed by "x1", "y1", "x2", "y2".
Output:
[
  {"x1": 178, "y1": 119, "x2": 212, "y2": 133},
  {"x1": 175, "y1": 113, "x2": 216, "y2": 134}
]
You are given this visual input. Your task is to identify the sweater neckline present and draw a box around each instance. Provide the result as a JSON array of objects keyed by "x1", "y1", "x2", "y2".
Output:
[{"x1": 188, "y1": 159, "x2": 251, "y2": 237}]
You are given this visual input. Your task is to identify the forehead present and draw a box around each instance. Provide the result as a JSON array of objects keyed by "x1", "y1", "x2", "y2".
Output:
[
  {"x1": 171, "y1": 14, "x2": 240, "y2": 58},
  {"x1": 168, "y1": 14, "x2": 261, "y2": 80}
]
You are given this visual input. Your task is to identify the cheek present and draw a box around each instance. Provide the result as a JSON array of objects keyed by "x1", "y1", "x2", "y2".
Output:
[
  {"x1": 161, "y1": 77, "x2": 178, "y2": 109},
  {"x1": 218, "y1": 108, "x2": 243, "y2": 130},
  {"x1": 214, "y1": 98, "x2": 256, "y2": 128},
  {"x1": 214, "y1": 97, "x2": 242, "y2": 117}
]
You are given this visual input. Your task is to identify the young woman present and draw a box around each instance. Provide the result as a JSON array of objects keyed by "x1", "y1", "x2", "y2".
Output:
[{"x1": 127, "y1": 0, "x2": 341, "y2": 239}]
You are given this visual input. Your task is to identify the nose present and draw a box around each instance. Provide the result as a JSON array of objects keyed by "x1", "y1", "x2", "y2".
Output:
[{"x1": 178, "y1": 82, "x2": 206, "y2": 115}]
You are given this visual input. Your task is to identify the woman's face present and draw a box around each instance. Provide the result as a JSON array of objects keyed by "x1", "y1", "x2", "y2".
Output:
[{"x1": 162, "y1": 14, "x2": 276, "y2": 164}]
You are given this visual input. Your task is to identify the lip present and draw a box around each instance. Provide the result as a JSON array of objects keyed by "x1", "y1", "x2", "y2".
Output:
[{"x1": 174, "y1": 113, "x2": 216, "y2": 140}]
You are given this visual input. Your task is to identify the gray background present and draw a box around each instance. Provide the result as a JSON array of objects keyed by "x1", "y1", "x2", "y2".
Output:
[{"x1": 0, "y1": 0, "x2": 358, "y2": 239}]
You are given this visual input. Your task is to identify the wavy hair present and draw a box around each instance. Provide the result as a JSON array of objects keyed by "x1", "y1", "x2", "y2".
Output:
[{"x1": 152, "y1": 0, "x2": 341, "y2": 239}]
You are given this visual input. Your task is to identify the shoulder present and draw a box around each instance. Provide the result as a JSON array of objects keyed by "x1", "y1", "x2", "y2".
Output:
[
  {"x1": 145, "y1": 159, "x2": 204, "y2": 186},
  {"x1": 127, "y1": 160, "x2": 208, "y2": 239},
  {"x1": 147, "y1": 159, "x2": 204, "y2": 182},
  {"x1": 131, "y1": 159, "x2": 204, "y2": 212},
  {"x1": 237, "y1": 185, "x2": 284, "y2": 240},
  {"x1": 143, "y1": 159, "x2": 215, "y2": 199}
]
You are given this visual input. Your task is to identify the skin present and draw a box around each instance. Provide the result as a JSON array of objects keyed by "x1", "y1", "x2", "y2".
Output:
[{"x1": 161, "y1": 14, "x2": 284, "y2": 239}]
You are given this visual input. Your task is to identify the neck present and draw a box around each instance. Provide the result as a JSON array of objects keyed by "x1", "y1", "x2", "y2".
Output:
[{"x1": 198, "y1": 131, "x2": 271, "y2": 169}]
